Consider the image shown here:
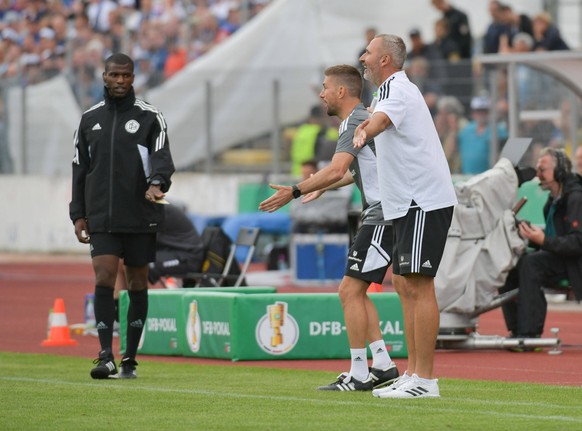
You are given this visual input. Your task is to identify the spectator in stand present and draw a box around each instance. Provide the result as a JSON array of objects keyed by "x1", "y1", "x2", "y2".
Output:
[
  {"x1": 21, "y1": 53, "x2": 43, "y2": 84},
  {"x1": 532, "y1": 12, "x2": 569, "y2": 51},
  {"x1": 432, "y1": 17, "x2": 467, "y2": 107},
  {"x1": 432, "y1": 0, "x2": 472, "y2": 110},
  {"x1": 47, "y1": 11, "x2": 68, "y2": 53},
  {"x1": 0, "y1": 0, "x2": 274, "y2": 104},
  {"x1": 71, "y1": 62, "x2": 102, "y2": 110},
  {"x1": 498, "y1": 4, "x2": 533, "y2": 49},
  {"x1": 157, "y1": 0, "x2": 187, "y2": 25},
  {"x1": 163, "y1": 36, "x2": 187, "y2": 79},
  {"x1": 432, "y1": 18, "x2": 460, "y2": 62},
  {"x1": 38, "y1": 27, "x2": 57, "y2": 62},
  {"x1": 405, "y1": 57, "x2": 442, "y2": 117},
  {"x1": 133, "y1": 52, "x2": 164, "y2": 95},
  {"x1": 431, "y1": 0, "x2": 472, "y2": 59},
  {"x1": 499, "y1": 32, "x2": 539, "y2": 110},
  {"x1": 86, "y1": 0, "x2": 118, "y2": 34},
  {"x1": 210, "y1": 0, "x2": 234, "y2": 22},
  {"x1": 483, "y1": 0, "x2": 506, "y2": 54},
  {"x1": 433, "y1": 95, "x2": 467, "y2": 174},
  {"x1": 146, "y1": 23, "x2": 170, "y2": 75},
  {"x1": 1, "y1": 10, "x2": 23, "y2": 35},
  {"x1": 0, "y1": 29, "x2": 23, "y2": 80},
  {"x1": 192, "y1": 9, "x2": 221, "y2": 57},
  {"x1": 22, "y1": 0, "x2": 50, "y2": 25},
  {"x1": 504, "y1": 31, "x2": 534, "y2": 53},
  {"x1": 70, "y1": 11, "x2": 93, "y2": 49},
  {"x1": 407, "y1": 28, "x2": 447, "y2": 90},
  {"x1": 217, "y1": 4, "x2": 242, "y2": 42},
  {"x1": 289, "y1": 105, "x2": 328, "y2": 177},
  {"x1": 108, "y1": 6, "x2": 128, "y2": 54},
  {"x1": 458, "y1": 95, "x2": 508, "y2": 174}
]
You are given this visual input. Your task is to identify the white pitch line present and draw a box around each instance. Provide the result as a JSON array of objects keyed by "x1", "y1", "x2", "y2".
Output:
[{"x1": 2, "y1": 376, "x2": 582, "y2": 423}]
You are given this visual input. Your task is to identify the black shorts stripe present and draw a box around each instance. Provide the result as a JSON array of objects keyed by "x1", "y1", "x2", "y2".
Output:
[{"x1": 412, "y1": 210, "x2": 426, "y2": 272}]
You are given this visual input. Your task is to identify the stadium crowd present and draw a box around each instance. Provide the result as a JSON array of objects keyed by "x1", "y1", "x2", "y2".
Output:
[
  {"x1": 401, "y1": 0, "x2": 573, "y2": 174},
  {"x1": 0, "y1": 0, "x2": 271, "y2": 109},
  {"x1": 0, "y1": 0, "x2": 577, "y2": 176}
]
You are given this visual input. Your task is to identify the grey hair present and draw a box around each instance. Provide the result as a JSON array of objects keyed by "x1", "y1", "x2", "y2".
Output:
[
  {"x1": 376, "y1": 34, "x2": 407, "y2": 70},
  {"x1": 437, "y1": 96, "x2": 465, "y2": 117},
  {"x1": 540, "y1": 147, "x2": 572, "y2": 173},
  {"x1": 512, "y1": 32, "x2": 534, "y2": 50}
]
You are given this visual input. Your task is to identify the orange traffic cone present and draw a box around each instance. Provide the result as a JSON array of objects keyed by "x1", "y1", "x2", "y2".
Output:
[
  {"x1": 367, "y1": 283, "x2": 383, "y2": 293},
  {"x1": 41, "y1": 298, "x2": 79, "y2": 346}
]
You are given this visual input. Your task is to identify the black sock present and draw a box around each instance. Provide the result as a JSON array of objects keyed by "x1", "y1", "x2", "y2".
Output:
[
  {"x1": 125, "y1": 289, "x2": 148, "y2": 359},
  {"x1": 94, "y1": 285, "x2": 115, "y2": 354}
]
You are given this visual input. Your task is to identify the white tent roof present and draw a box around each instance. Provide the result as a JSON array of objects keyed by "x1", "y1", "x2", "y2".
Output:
[{"x1": 148, "y1": 0, "x2": 544, "y2": 170}]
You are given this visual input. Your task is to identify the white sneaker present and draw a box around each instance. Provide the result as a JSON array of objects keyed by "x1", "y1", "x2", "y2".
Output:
[
  {"x1": 376, "y1": 374, "x2": 440, "y2": 399},
  {"x1": 372, "y1": 371, "x2": 411, "y2": 397}
]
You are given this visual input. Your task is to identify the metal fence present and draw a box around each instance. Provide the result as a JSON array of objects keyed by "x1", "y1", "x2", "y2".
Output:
[{"x1": 1, "y1": 55, "x2": 581, "y2": 176}]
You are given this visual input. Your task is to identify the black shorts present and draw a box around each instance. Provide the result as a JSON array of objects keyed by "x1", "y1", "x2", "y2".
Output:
[
  {"x1": 345, "y1": 224, "x2": 393, "y2": 284},
  {"x1": 89, "y1": 232, "x2": 157, "y2": 266},
  {"x1": 392, "y1": 204, "x2": 453, "y2": 277}
]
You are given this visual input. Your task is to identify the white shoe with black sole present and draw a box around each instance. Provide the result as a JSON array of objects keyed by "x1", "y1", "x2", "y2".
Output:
[
  {"x1": 372, "y1": 372, "x2": 411, "y2": 397},
  {"x1": 376, "y1": 374, "x2": 440, "y2": 399}
]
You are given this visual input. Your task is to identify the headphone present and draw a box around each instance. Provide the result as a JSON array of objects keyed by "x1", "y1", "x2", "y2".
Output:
[{"x1": 553, "y1": 149, "x2": 569, "y2": 184}]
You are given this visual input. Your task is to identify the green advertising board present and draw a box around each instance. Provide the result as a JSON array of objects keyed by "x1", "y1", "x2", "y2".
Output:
[
  {"x1": 120, "y1": 289, "x2": 407, "y2": 360},
  {"x1": 178, "y1": 292, "x2": 406, "y2": 361},
  {"x1": 119, "y1": 287, "x2": 277, "y2": 356}
]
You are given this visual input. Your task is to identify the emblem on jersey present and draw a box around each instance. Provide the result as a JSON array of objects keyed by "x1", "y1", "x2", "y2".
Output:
[{"x1": 125, "y1": 120, "x2": 140, "y2": 133}]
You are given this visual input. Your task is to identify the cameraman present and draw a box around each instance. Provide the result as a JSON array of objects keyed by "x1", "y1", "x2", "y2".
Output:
[{"x1": 500, "y1": 148, "x2": 582, "y2": 340}]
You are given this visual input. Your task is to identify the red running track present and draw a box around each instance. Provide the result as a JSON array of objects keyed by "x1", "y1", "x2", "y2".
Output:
[{"x1": 1, "y1": 255, "x2": 581, "y2": 386}]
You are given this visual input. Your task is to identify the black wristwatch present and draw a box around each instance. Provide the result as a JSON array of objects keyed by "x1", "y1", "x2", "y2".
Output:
[
  {"x1": 150, "y1": 179, "x2": 162, "y2": 187},
  {"x1": 292, "y1": 185, "x2": 301, "y2": 199}
]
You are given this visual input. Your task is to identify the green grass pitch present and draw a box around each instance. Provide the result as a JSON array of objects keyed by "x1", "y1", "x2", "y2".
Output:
[{"x1": 1, "y1": 352, "x2": 581, "y2": 431}]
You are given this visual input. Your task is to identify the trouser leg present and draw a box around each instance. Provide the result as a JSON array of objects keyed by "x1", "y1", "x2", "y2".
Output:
[
  {"x1": 512, "y1": 251, "x2": 566, "y2": 336},
  {"x1": 500, "y1": 266, "x2": 519, "y2": 334}
]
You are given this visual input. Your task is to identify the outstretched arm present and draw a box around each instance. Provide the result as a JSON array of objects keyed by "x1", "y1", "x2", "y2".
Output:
[
  {"x1": 302, "y1": 170, "x2": 354, "y2": 204},
  {"x1": 353, "y1": 112, "x2": 392, "y2": 148},
  {"x1": 258, "y1": 152, "x2": 354, "y2": 213}
]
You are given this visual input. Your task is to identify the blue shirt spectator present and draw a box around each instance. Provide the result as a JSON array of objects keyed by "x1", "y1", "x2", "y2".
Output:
[{"x1": 458, "y1": 96, "x2": 508, "y2": 174}]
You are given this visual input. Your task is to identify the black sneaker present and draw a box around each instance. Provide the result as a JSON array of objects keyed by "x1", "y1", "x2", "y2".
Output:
[
  {"x1": 90, "y1": 350, "x2": 117, "y2": 379},
  {"x1": 369, "y1": 363, "x2": 399, "y2": 388},
  {"x1": 317, "y1": 372, "x2": 373, "y2": 391},
  {"x1": 118, "y1": 357, "x2": 138, "y2": 379}
]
